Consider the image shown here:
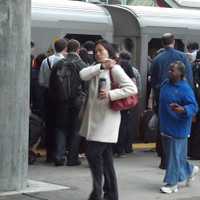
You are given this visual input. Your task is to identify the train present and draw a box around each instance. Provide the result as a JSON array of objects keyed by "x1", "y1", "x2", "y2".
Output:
[{"x1": 31, "y1": 0, "x2": 200, "y2": 142}]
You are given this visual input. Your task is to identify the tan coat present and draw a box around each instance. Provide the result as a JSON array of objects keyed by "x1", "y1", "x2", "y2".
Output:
[{"x1": 79, "y1": 64, "x2": 138, "y2": 143}]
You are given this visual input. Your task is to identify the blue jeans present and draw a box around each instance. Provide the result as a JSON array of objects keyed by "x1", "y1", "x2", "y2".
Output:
[
  {"x1": 55, "y1": 127, "x2": 81, "y2": 163},
  {"x1": 54, "y1": 128, "x2": 66, "y2": 161},
  {"x1": 162, "y1": 135, "x2": 193, "y2": 186}
]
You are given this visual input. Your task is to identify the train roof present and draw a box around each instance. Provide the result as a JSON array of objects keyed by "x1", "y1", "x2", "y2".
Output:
[
  {"x1": 167, "y1": 0, "x2": 200, "y2": 8},
  {"x1": 32, "y1": 0, "x2": 113, "y2": 33},
  {"x1": 104, "y1": 5, "x2": 200, "y2": 38},
  {"x1": 126, "y1": 6, "x2": 200, "y2": 30}
]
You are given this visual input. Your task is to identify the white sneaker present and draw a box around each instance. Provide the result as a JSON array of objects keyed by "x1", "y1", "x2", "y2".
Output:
[
  {"x1": 187, "y1": 165, "x2": 199, "y2": 185},
  {"x1": 160, "y1": 184, "x2": 178, "y2": 194}
]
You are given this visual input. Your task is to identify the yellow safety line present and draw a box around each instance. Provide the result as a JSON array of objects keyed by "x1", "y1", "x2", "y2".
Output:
[{"x1": 133, "y1": 143, "x2": 156, "y2": 150}]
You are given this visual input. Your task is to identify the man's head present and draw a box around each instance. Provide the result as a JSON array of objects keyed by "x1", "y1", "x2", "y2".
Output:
[
  {"x1": 54, "y1": 38, "x2": 68, "y2": 53},
  {"x1": 187, "y1": 42, "x2": 199, "y2": 53},
  {"x1": 83, "y1": 41, "x2": 95, "y2": 53},
  {"x1": 161, "y1": 33, "x2": 175, "y2": 48},
  {"x1": 67, "y1": 39, "x2": 80, "y2": 53}
]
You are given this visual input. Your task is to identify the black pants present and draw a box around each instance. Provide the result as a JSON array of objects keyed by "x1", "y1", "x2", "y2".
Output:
[
  {"x1": 43, "y1": 88, "x2": 55, "y2": 161},
  {"x1": 54, "y1": 104, "x2": 81, "y2": 163},
  {"x1": 153, "y1": 89, "x2": 166, "y2": 169},
  {"x1": 86, "y1": 141, "x2": 118, "y2": 200},
  {"x1": 114, "y1": 110, "x2": 130, "y2": 155}
]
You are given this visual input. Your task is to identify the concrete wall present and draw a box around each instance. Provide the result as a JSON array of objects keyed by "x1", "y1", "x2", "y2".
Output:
[{"x1": 0, "y1": 0, "x2": 31, "y2": 191}]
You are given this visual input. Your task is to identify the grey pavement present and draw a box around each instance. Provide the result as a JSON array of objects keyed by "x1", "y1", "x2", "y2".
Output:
[{"x1": 0, "y1": 150, "x2": 200, "y2": 200}]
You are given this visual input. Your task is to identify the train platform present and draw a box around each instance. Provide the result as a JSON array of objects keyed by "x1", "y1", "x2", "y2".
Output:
[{"x1": 0, "y1": 148, "x2": 200, "y2": 200}]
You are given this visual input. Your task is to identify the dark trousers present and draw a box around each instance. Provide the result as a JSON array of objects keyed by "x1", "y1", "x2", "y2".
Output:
[
  {"x1": 86, "y1": 141, "x2": 118, "y2": 200},
  {"x1": 114, "y1": 111, "x2": 129, "y2": 155},
  {"x1": 54, "y1": 105, "x2": 80, "y2": 163},
  {"x1": 54, "y1": 128, "x2": 81, "y2": 163},
  {"x1": 43, "y1": 88, "x2": 55, "y2": 161},
  {"x1": 153, "y1": 88, "x2": 166, "y2": 168}
]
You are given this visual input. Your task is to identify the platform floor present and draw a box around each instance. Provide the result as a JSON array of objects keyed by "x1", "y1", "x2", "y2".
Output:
[{"x1": 0, "y1": 149, "x2": 200, "y2": 200}]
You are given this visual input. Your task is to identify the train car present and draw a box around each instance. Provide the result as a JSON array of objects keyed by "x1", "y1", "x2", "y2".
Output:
[
  {"x1": 104, "y1": 5, "x2": 200, "y2": 107},
  {"x1": 31, "y1": 0, "x2": 113, "y2": 55},
  {"x1": 103, "y1": 5, "x2": 200, "y2": 142},
  {"x1": 31, "y1": 2, "x2": 200, "y2": 142}
]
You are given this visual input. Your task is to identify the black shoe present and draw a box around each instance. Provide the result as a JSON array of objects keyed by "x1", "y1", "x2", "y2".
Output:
[
  {"x1": 54, "y1": 159, "x2": 65, "y2": 166},
  {"x1": 114, "y1": 152, "x2": 126, "y2": 158},
  {"x1": 67, "y1": 160, "x2": 81, "y2": 166},
  {"x1": 159, "y1": 161, "x2": 166, "y2": 170},
  {"x1": 125, "y1": 147, "x2": 133, "y2": 154},
  {"x1": 29, "y1": 151, "x2": 37, "y2": 165},
  {"x1": 46, "y1": 157, "x2": 54, "y2": 163},
  {"x1": 88, "y1": 192, "x2": 102, "y2": 200}
]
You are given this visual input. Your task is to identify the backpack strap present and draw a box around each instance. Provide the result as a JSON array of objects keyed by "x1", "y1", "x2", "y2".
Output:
[{"x1": 47, "y1": 57, "x2": 52, "y2": 71}]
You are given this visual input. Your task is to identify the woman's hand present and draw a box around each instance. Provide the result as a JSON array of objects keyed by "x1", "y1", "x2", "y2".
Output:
[
  {"x1": 102, "y1": 59, "x2": 116, "y2": 70},
  {"x1": 170, "y1": 103, "x2": 185, "y2": 113},
  {"x1": 99, "y1": 89, "x2": 109, "y2": 99}
]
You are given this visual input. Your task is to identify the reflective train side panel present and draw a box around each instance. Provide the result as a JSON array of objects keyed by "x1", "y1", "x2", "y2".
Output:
[{"x1": 31, "y1": 0, "x2": 113, "y2": 55}]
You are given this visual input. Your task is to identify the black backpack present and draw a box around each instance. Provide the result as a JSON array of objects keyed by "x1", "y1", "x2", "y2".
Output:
[{"x1": 50, "y1": 59, "x2": 82, "y2": 103}]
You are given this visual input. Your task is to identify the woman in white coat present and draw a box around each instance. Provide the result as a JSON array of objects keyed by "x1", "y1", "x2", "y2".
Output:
[{"x1": 79, "y1": 40, "x2": 137, "y2": 200}]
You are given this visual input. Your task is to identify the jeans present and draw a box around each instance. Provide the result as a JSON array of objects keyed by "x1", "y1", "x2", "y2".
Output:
[
  {"x1": 162, "y1": 135, "x2": 193, "y2": 186},
  {"x1": 86, "y1": 141, "x2": 118, "y2": 200}
]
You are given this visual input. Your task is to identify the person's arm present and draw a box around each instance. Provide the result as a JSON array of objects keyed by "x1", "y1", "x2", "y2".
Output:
[
  {"x1": 183, "y1": 55, "x2": 194, "y2": 87},
  {"x1": 79, "y1": 64, "x2": 102, "y2": 81},
  {"x1": 171, "y1": 87, "x2": 198, "y2": 118},
  {"x1": 150, "y1": 60, "x2": 159, "y2": 90},
  {"x1": 38, "y1": 60, "x2": 46, "y2": 87}
]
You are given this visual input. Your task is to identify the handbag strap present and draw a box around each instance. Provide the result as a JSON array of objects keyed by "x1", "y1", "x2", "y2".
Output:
[{"x1": 109, "y1": 69, "x2": 114, "y2": 83}]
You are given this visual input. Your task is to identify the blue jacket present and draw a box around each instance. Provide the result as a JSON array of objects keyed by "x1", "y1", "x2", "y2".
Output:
[
  {"x1": 151, "y1": 48, "x2": 193, "y2": 89},
  {"x1": 159, "y1": 80, "x2": 198, "y2": 138}
]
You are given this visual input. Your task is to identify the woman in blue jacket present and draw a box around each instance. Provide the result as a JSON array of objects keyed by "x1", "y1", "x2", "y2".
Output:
[{"x1": 159, "y1": 61, "x2": 199, "y2": 194}]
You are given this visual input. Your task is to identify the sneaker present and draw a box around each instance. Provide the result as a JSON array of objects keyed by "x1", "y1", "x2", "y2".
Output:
[
  {"x1": 54, "y1": 159, "x2": 65, "y2": 166},
  {"x1": 160, "y1": 184, "x2": 178, "y2": 194},
  {"x1": 187, "y1": 165, "x2": 199, "y2": 185}
]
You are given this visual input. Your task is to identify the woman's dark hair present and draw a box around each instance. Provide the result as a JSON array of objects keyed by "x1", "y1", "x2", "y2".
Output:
[
  {"x1": 119, "y1": 50, "x2": 132, "y2": 61},
  {"x1": 95, "y1": 39, "x2": 117, "y2": 60},
  {"x1": 83, "y1": 41, "x2": 95, "y2": 52},
  {"x1": 34, "y1": 53, "x2": 47, "y2": 69},
  {"x1": 79, "y1": 47, "x2": 94, "y2": 65},
  {"x1": 119, "y1": 59, "x2": 134, "y2": 79}
]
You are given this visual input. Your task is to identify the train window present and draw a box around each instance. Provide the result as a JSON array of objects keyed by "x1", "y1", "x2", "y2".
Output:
[
  {"x1": 148, "y1": 38, "x2": 185, "y2": 58},
  {"x1": 174, "y1": 39, "x2": 185, "y2": 52},
  {"x1": 148, "y1": 39, "x2": 162, "y2": 60},
  {"x1": 64, "y1": 34, "x2": 102, "y2": 44},
  {"x1": 123, "y1": 38, "x2": 134, "y2": 53}
]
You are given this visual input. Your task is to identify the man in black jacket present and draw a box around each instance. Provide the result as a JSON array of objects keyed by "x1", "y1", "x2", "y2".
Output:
[{"x1": 49, "y1": 39, "x2": 87, "y2": 166}]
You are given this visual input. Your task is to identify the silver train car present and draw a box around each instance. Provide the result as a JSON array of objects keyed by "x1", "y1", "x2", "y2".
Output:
[
  {"x1": 31, "y1": 0, "x2": 113, "y2": 55},
  {"x1": 31, "y1": 1, "x2": 200, "y2": 141},
  {"x1": 32, "y1": 1, "x2": 200, "y2": 106}
]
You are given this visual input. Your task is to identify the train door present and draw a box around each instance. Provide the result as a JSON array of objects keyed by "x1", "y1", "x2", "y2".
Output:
[
  {"x1": 113, "y1": 37, "x2": 139, "y2": 67},
  {"x1": 64, "y1": 34, "x2": 103, "y2": 44}
]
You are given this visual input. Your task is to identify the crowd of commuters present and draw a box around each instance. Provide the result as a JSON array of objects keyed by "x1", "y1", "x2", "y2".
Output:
[{"x1": 29, "y1": 33, "x2": 200, "y2": 198}]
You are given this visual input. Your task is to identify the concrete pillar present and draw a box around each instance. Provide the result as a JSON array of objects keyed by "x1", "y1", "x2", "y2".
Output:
[{"x1": 0, "y1": 0, "x2": 31, "y2": 191}]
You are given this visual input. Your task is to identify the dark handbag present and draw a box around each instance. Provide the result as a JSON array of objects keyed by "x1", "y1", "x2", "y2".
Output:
[{"x1": 109, "y1": 69, "x2": 138, "y2": 111}]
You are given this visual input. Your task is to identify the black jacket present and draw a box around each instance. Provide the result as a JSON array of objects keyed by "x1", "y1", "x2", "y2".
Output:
[{"x1": 49, "y1": 53, "x2": 87, "y2": 128}]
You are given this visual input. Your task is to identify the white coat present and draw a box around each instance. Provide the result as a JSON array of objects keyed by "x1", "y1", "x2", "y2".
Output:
[{"x1": 79, "y1": 63, "x2": 138, "y2": 143}]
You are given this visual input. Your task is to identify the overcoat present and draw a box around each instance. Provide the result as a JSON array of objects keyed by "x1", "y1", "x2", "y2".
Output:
[{"x1": 79, "y1": 63, "x2": 137, "y2": 143}]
